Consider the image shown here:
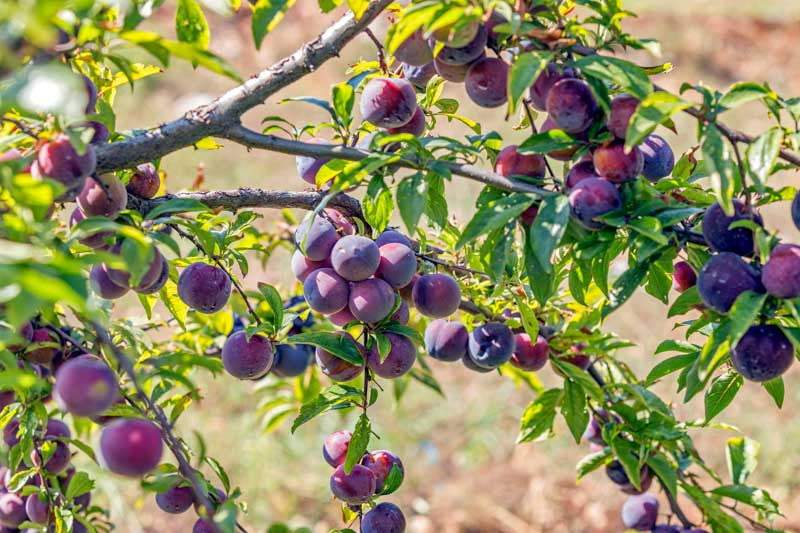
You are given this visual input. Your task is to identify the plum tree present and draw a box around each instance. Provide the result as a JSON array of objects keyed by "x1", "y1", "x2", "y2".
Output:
[
  {"x1": 221, "y1": 331, "x2": 274, "y2": 380},
  {"x1": 361, "y1": 450, "x2": 404, "y2": 492},
  {"x1": 606, "y1": 93, "x2": 639, "y2": 139},
  {"x1": 731, "y1": 325, "x2": 794, "y2": 382},
  {"x1": 639, "y1": 134, "x2": 675, "y2": 180},
  {"x1": 394, "y1": 29, "x2": 433, "y2": 66},
  {"x1": 702, "y1": 200, "x2": 763, "y2": 256},
  {"x1": 361, "y1": 502, "x2": 406, "y2": 533},
  {"x1": 467, "y1": 322, "x2": 515, "y2": 369},
  {"x1": 348, "y1": 278, "x2": 395, "y2": 323},
  {"x1": 322, "y1": 430, "x2": 352, "y2": 468},
  {"x1": 156, "y1": 485, "x2": 195, "y2": 514},
  {"x1": 545, "y1": 78, "x2": 598, "y2": 133},
  {"x1": 98, "y1": 418, "x2": 163, "y2": 477},
  {"x1": 510, "y1": 333, "x2": 548, "y2": 371},
  {"x1": 529, "y1": 63, "x2": 574, "y2": 111},
  {"x1": 494, "y1": 145, "x2": 546, "y2": 180},
  {"x1": 465, "y1": 57, "x2": 509, "y2": 108},
  {"x1": 177, "y1": 262, "x2": 232, "y2": 314},
  {"x1": 330, "y1": 235, "x2": 380, "y2": 281},
  {"x1": 53, "y1": 355, "x2": 119, "y2": 417},
  {"x1": 360, "y1": 78, "x2": 417, "y2": 128},
  {"x1": 412, "y1": 273, "x2": 461, "y2": 318},
  {"x1": 697, "y1": 252, "x2": 763, "y2": 314},
  {"x1": 621, "y1": 493, "x2": 659, "y2": 531},
  {"x1": 672, "y1": 261, "x2": 697, "y2": 292},
  {"x1": 126, "y1": 163, "x2": 160, "y2": 198},
  {"x1": 761, "y1": 243, "x2": 800, "y2": 298},
  {"x1": 593, "y1": 141, "x2": 643, "y2": 183},
  {"x1": 329, "y1": 464, "x2": 376, "y2": 504},
  {"x1": 376, "y1": 243, "x2": 417, "y2": 288},
  {"x1": 424, "y1": 319, "x2": 468, "y2": 362},
  {"x1": 366, "y1": 333, "x2": 416, "y2": 378},
  {"x1": 33, "y1": 133, "x2": 96, "y2": 187},
  {"x1": 295, "y1": 214, "x2": 340, "y2": 261},
  {"x1": 568, "y1": 177, "x2": 621, "y2": 230}
]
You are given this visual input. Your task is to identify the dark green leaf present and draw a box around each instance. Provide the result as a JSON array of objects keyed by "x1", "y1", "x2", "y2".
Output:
[
  {"x1": 145, "y1": 198, "x2": 210, "y2": 221},
  {"x1": 285, "y1": 332, "x2": 364, "y2": 366},
  {"x1": 703, "y1": 125, "x2": 736, "y2": 215},
  {"x1": 518, "y1": 129, "x2": 578, "y2": 155},
  {"x1": 343, "y1": 413, "x2": 370, "y2": 474},
  {"x1": 726, "y1": 436, "x2": 759, "y2": 485},
  {"x1": 291, "y1": 384, "x2": 363, "y2": 432},
  {"x1": 572, "y1": 55, "x2": 653, "y2": 99},
  {"x1": 457, "y1": 194, "x2": 533, "y2": 249},
  {"x1": 718, "y1": 82, "x2": 773, "y2": 110},
  {"x1": 704, "y1": 370, "x2": 743, "y2": 422},
  {"x1": 396, "y1": 173, "x2": 427, "y2": 234},
  {"x1": 645, "y1": 353, "x2": 697, "y2": 386},
  {"x1": 530, "y1": 195, "x2": 570, "y2": 273},
  {"x1": 508, "y1": 51, "x2": 552, "y2": 114},
  {"x1": 252, "y1": 0, "x2": 296, "y2": 49},
  {"x1": 517, "y1": 389, "x2": 561, "y2": 443},
  {"x1": 745, "y1": 127, "x2": 782, "y2": 193},
  {"x1": 625, "y1": 92, "x2": 691, "y2": 149},
  {"x1": 176, "y1": 0, "x2": 210, "y2": 49},
  {"x1": 560, "y1": 380, "x2": 587, "y2": 444},
  {"x1": 762, "y1": 377, "x2": 784, "y2": 408}
]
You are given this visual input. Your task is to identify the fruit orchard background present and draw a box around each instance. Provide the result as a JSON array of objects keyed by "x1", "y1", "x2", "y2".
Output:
[{"x1": 69, "y1": 1, "x2": 800, "y2": 531}]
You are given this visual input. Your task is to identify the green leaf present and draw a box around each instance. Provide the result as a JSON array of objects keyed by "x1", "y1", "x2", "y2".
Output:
[
  {"x1": 529, "y1": 195, "x2": 570, "y2": 273},
  {"x1": 524, "y1": 241, "x2": 555, "y2": 306},
  {"x1": 396, "y1": 173, "x2": 427, "y2": 234},
  {"x1": 257, "y1": 282, "x2": 283, "y2": 333},
  {"x1": 176, "y1": 0, "x2": 210, "y2": 49},
  {"x1": 710, "y1": 485, "x2": 781, "y2": 518},
  {"x1": 645, "y1": 353, "x2": 697, "y2": 386},
  {"x1": 610, "y1": 438, "x2": 641, "y2": 490},
  {"x1": 627, "y1": 216, "x2": 668, "y2": 245},
  {"x1": 745, "y1": 127, "x2": 782, "y2": 193},
  {"x1": 343, "y1": 413, "x2": 370, "y2": 474},
  {"x1": 682, "y1": 483, "x2": 744, "y2": 533},
  {"x1": 667, "y1": 285, "x2": 701, "y2": 317},
  {"x1": 719, "y1": 82, "x2": 773, "y2": 110},
  {"x1": 625, "y1": 92, "x2": 691, "y2": 149},
  {"x1": 291, "y1": 384, "x2": 363, "y2": 432},
  {"x1": 65, "y1": 471, "x2": 94, "y2": 500},
  {"x1": 702, "y1": 125, "x2": 736, "y2": 215},
  {"x1": 508, "y1": 51, "x2": 552, "y2": 114},
  {"x1": 646, "y1": 454, "x2": 677, "y2": 496},
  {"x1": 572, "y1": 56, "x2": 653, "y2": 99},
  {"x1": 318, "y1": 0, "x2": 342, "y2": 12},
  {"x1": 518, "y1": 129, "x2": 578, "y2": 155},
  {"x1": 517, "y1": 389, "x2": 561, "y2": 443},
  {"x1": 346, "y1": 0, "x2": 368, "y2": 18},
  {"x1": 145, "y1": 198, "x2": 210, "y2": 221},
  {"x1": 560, "y1": 380, "x2": 587, "y2": 444},
  {"x1": 378, "y1": 463, "x2": 403, "y2": 495},
  {"x1": 286, "y1": 332, "x2": 364, "y2": 366},
  {"x1": 456, "y1": 194, "x2": 533, "y2": 249},
  {"x1": 762, "y1": 377, "x2": 784, "y2": 408},
  {"x1": 704, "y1": 370, "x2": 743, "y2": 422},
  {"x1": 576, "y1": 449, "x2": 611, "y2": 481},
  {"x1": 602, "y1": 256, "x2": 658, "y2": 318},
  {"x1": 726, "y1": 436, "x2": 759, "y2": 485},
  {"x1": 363, "y1": 176, "x2": 393, "y2": 232},
  {"x1": 252, "y1": 0, "x2": 296, "y2": 49},
  {"x1": 332, "y1": 82, "x2": 355, "y2": 127},
  {"x1": 379, "y1": 322, "x2": 424, "y2": 345}
]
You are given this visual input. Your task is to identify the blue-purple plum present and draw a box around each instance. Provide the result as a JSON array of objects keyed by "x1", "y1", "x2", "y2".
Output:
[
  {"x1": 193, "y1": 519, "x2": 215, "y2": 533},
  {"x1": 348, "y1": 278, "x2": 396, "y2": 323},
  {"x1": 25, "y1": 494, "x2": 50, "y2": 524},
  {"x1": 156, "y1": 485, "x2": 194, "y2": 514},
  {"x1": 70, "y1": 207, "x2": 112, "y2": 249},
  {"x1": 291, "y1": 249, "x2": 329, "y2": 283},
  {"x1": 510, "y1": 333, "x2": 548, "y2": 371},
  {"x1": 565, "y1": 160, "x2": 598, "y2": 190},
  {"x1": 545, "y1": 78, "x2": 598, "y2": 134},
  {"x1": 367, "y1": 333, "x2": 416, "y2": 379},
  {"x1": 331, "y1": 235, "x2": 380, "y2": 281},
  {"x1": 403, "y1": 62, "x2": 436, "y2": 89},
  {"x1": 433, "y1": 57, "x2": 473, "y2": 83},
  {"x1": 361, "y1": 450, "x2": 404, "y2": 492},
  {"x1": 136, "y1": 257, "x2": 169, "y2": 295},
  {"x1": 361, "y1": 502, "x2": 406, "y2": 533},
  {"x1": 35, "y1": 134, "x2": 95, "y2": 188},
  {"x1": 494, "y1": 145, "x2": 546, "y2": 180},
  {"x1": 391, "y1": 299, "x2": 410, "y2": 324},
  {"x1": 295, "y1": 139, "x2": 332, "y2": 186},
  {"x1": 761, "y1": 243, "x2": 800, "y2": 298},
  {"x1": 377, "y1": 243, "x2": 416, "y2": 288},
  {"x1": 593, "y1": 141, "x2": 643, "y2": 183},
  {"x1": 360, "y1": 78, "x2": 417, "y2": 128},
  {"x1": 434, "y1": 25, "x2": 487, "y2": 66},
  {"x1": 399, "y1": 273, "x2": 419, "y2": 303},
  {"x1": 105, "y1": 244, "x2": 165, "y2": 291},
  {"x1": 177, "y1": 262, "x2": 231, "y2": 314},
  {"x1": 605, "y1": 460, "x2": 653, "y2": 494},
  {"x1": 412, "y1": 273, "x2": 461, "y2": 318},
  {"x1": 329, "y1": 307, "x2": 356, "y2": 327},
  {"x1": 394, "y1": 29, "x2": 433, "y2": 66},
  {"x1": 316, "y1": 336, "x2": 365, "y2": 382},
  {"x1": 387, "y1": 105, "x2": 425, "y2": 136},
  {"x1": 303, "y1": 268, "x2": 350, "y2": 315},
  {"x1": 221, "y1": 331, "x2": 274, "y2": 380},
  {"x1": 621, "y1": 493, "x2": 659, "y2": 531},
  {"x1": 329, "y1": 464, "x2": 376, "y2": 504},
  {"x1": 295, "y1": 214, "x2": 340, "y2": 261},
  {"x1": 272, "y1": 344, "x2": 313, "y2": 378},
  {"x1": 467, "y1": 322, "x2": 515, "y2": 369},
  {"x1": 731, "y1": 324, "x2": 793, "y2": 382},
  {"x1": 639, "y1": 134, "x2": 675, "y2": 181},
  {"x1": 702, "y1": 200, "x2": 762, "y2": 256},
  {"x1": 90, "y1": 265, "x2": 129, "y2": 300},
  {"x1": 424, "y1": 320, "x2": 468, "y2": 362},
  {"x1": 0, "y1": 493, "x2": 25, "y2": 528},
  {"x1": 376, "y1": 229, "x2": 412, "y2": 249},
  {"x1": 54, "y1": 355, "x2": 119, "y2": 417},
  {"x1": 568, "y1": 177, "x2": 621, "y2": 230},
  {"x1": 465, "y1": 57, "x2": 508, "y2": 108},
  {"x1": 792, "y1": 189, "x2": 800, "y2": 231},
  {"x1": 697, "y1": 252, "x2": 763, "y2": 314},
  {"x1": 99, "y1": 418, "x2": 163, "y2": 477},
  {"x1": 530, "y1": 63, "x2": 575, "y2": 111},
  {"x1": 323, "y1": 430, "x2": 352, "y2": 468}
]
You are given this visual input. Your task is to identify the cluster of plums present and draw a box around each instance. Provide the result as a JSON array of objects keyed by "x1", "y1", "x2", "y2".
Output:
[
  {"x1": 155, "y1": 478, "x2": 229, "y2": 532},
  {"x1": 583, "y1": 411, "x2": 708, "y2": 532},
  {"x1": 323, "y1": 430, "x2": 406, "y2": 533},
  {"x1": 669, "y1": 197, "x2": 799, "y2": 383}
]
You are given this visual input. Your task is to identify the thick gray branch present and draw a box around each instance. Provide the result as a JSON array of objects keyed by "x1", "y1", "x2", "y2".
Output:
[
  {"x1": 95, "y1": 0, "x2": 394, "y2": 173},
  {"x1": 221, "y1": 124, "x2": 552, "y2": 196}
]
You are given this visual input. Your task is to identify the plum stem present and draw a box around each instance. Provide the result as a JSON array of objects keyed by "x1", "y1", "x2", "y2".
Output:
[{"x1": 364, "y1": 28, "x2": 388, "y2": 75}]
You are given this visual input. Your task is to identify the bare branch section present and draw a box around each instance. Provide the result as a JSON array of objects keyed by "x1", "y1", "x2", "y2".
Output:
[{"x1": 94, "y1": 0, "x2": 394, "y2": 172}]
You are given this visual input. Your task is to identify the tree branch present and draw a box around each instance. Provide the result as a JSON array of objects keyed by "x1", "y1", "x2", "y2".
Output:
[{"x1": 94, "y1": 0, "x2": 394, "y2": 173}]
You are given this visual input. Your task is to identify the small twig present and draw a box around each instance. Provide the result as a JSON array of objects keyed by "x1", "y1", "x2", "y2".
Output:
[
  {"x1": 1, "y1": 116, "x2": 39, "y2": 140},
  {"x1": 169, "y1": 224, "x2": 263, "y2": 325},
  {"x1": 364, "y1": 28, "x2": 388, "y2": 75},
  {"x1": 416, "y1": 252, "x2": 490, "y2": 278},
  {"x1": 663, "y1": 487, "x2": 693, "y2": 529},
  {"x1": 717, "y1": 500, "x2": 769, "y2": 531},
  {"x1": 724, "y1": 131, "x2": 752, "y2": 207}
]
